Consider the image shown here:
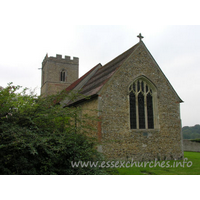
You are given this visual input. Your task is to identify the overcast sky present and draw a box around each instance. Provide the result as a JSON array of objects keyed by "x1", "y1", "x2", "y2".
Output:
[{"x1": 0, "y1": 1, "x2": 200, "y2": 127}]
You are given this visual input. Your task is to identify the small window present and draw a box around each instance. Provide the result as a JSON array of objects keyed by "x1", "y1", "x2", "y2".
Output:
[
  {"x1": 60, "y1": 70, "x2": 66, "y2": 82},
  {"x1": 129, "y1": 78, "x2": 156, "y2": 129}
]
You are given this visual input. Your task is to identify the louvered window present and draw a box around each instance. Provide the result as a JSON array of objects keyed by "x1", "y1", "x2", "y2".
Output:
[{"x1": 60, "y1": 70, "x2": 66, "y2": 82}]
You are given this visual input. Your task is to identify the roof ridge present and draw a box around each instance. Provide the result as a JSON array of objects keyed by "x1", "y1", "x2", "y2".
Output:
[
  {"x1": 65, "y1": 42, "x2": 140, "y2": 106},
  {"x1": 100, "y1": 42, "x2": 140, "y2": 69}
]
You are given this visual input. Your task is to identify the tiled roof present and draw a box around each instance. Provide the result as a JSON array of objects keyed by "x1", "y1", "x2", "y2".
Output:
[
  {"x1": 65, "y1": 63, "x2": 101, "y2": 92},
  {"x1": 65, "y1": 42, "x2": 140, "y2": 106}
]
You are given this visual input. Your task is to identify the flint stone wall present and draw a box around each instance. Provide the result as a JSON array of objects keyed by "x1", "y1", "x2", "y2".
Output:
[
  {"x1": 183, "y1": 139, "x2": 200, "y2": 152},
  {"x1": 98, "y1": 43, "x2": 183, "y2": 161},
  {"x1": 76, "y1": 43, "x2": 183, "y2": 161}
]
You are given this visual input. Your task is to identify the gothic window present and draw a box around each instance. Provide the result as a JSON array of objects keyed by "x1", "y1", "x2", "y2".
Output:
[
  {"x1": 130, "y1": 91, "x2": 136, "y2": 129},
  {"x1": 60, "y1": 70, "x2": 66, "y2": 82},
  {"x1": 129, "y1": 78, "x2": 156, "y2": 129}
]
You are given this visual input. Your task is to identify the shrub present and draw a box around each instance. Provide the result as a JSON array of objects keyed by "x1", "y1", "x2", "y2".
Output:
[{"x1": 0, "y1": 83, "x2": 105, "y2": 175}]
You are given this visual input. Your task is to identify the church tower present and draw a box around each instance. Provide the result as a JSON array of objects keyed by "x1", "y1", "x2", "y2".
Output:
[{"x1": 41, "y1": 54, "x2": 79, "y2": 96}]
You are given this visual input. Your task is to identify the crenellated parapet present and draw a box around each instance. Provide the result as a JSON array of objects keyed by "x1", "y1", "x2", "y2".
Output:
[{"x1": 42, "y1": 54, "x2": 79, "y2": 68}]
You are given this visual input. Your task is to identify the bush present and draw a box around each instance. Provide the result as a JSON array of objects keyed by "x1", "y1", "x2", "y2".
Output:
[{"x1": 0, "y1": 83, "x2": 105, "y2": 175}]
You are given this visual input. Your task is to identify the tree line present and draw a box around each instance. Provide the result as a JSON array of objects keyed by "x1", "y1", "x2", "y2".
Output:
[{"x1": 182, "y1": 124, "x2": 200, "y2": 139}]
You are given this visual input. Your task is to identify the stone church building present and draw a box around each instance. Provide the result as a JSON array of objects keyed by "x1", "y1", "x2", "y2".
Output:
[{"x1": 41, "y1": 34, "x2": 184, "y2": 161}]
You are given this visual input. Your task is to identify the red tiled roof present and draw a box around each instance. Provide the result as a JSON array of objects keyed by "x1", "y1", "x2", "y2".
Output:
[
  {"x1": 65, "y1": 42, "x2": 140, "y2": 106},
  {"x1": 65, "y1": 63, "x2": 101, "y2": 92}
]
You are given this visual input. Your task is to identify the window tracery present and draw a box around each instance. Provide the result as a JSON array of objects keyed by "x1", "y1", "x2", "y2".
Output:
[{"x1": 129, "y1": 78, "x2": 155, "y2": 129}]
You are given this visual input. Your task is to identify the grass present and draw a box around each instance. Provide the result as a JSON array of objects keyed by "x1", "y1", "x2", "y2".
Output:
[{"x1": 111, "y1": 152, "x2": 200, "y2": 175}]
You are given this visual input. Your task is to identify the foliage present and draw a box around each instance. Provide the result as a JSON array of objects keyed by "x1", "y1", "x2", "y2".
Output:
[
  {"x1": 190, "y1": 138, "x2": 200, "y2": 143},
  {"x1": 0, "y1": 83, "x2": 105, "y2": 175},
  {"x1": 182, "y1": 124, "x2": 200, "y2": 139}
]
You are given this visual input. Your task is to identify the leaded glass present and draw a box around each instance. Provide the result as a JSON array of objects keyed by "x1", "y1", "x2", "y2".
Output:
[
  {"x1": 133, "y1": 83, "x2": 135, "y2": 92},
  {"x1": 129, "y1": 92, "x2": 136, "y2": 129},
  {"x1": 61, "y1": 71, "x2": 65, "y2": 82},
  {"x1": 129, "y1": 78, "x2": 155, "y2": 130},
  {"x1": 137, "y1": 81, "x2": 140, "y2": 92},
  {"x1": 147, "y1": 93, "x2": 154, "y2": 129},
  {"x1": 138, "y1": 92, "x2": 145, "y2": 129},
  {"x1": 62, "y1": 72, "x2": 65, "y2": 81},
  {"x1": 146, "y1": 85, "x2": 148, "y2": 93},
  {"x1": 60, "y1": 72, "x2": 63, "y2": 81},
  {"x1": 141, "y1": 81, "x2": 144, "y2": 92}
]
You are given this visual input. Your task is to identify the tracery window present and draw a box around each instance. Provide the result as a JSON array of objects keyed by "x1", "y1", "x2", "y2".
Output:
[{"x1": 129, "y1": 78, "x2": 156, "y2": 129}]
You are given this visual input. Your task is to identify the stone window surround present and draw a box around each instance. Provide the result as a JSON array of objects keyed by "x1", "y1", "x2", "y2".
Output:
[
  {"x1": 60, "y1": 69, "x2": 67, "y2": 82},
  {"x1": 128, "y1": 75, "x2": 159, "y2": 130}
]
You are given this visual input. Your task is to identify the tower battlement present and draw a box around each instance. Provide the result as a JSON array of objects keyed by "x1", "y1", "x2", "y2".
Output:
[
  {"x1": 41, "y1": 53, "x2": 79, "y2": 96},
  {"x1": 42, "y1": 54, "x2": 79, "y2": 68}
]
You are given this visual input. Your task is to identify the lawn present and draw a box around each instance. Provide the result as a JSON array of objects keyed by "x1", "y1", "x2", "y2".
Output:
[{"x1": 113, "y1": 152, "x2": 200, "y2": 175}]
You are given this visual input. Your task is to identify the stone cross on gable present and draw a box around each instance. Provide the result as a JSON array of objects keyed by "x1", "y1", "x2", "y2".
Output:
[{"x1": 137, "y1": 33, "x2": 144, "y2": 42}]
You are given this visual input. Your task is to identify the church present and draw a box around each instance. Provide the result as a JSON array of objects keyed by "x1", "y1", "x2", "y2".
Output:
[{"x1": 41, "y1": 34, "x2": 184, "y2": 161}]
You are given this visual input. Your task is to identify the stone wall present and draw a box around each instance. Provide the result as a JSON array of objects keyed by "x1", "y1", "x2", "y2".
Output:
[
  {"x1": 41, "y1": 54, "x2": 79, "y2": 96},
  {"x1": 183, "y1": 139, "x2": 200, "y2": 152},
  {"x1": 77, "y1": 97, "x2": 99, "y2": 139},
  {"x1": 98, "y1": 42, "x2": 183, "y2": 161}
]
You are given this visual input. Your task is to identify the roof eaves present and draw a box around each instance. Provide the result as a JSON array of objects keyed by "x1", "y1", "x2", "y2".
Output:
[{"x1": 65, "y1": 94, "x2": 98, "y2": 107}]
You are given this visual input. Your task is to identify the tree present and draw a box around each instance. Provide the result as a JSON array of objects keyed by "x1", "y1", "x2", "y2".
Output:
[
  {"x1": 182, "y1": 124, "x2": 200, "y2": 139},
  {"x1": 0, "y1": 83, "x2": 105, "y2": 175}
]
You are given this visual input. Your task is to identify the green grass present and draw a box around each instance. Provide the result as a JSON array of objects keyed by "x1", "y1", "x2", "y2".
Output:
[{"x1": 112, "y1": 152, "x2": 200, "y2": 175}]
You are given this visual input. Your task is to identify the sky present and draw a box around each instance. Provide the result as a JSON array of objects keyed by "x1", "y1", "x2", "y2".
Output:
[{"x1": 0, "y1": 1, "x2": 200, "y2": 128}]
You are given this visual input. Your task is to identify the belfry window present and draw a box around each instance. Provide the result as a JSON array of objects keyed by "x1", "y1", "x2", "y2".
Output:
[
  {"x1": 129, "y1": 78, "x2": 155, "y2": 129},
  {"x1": 60, "y1": 70, "x2": 66, "y2": 82}
]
